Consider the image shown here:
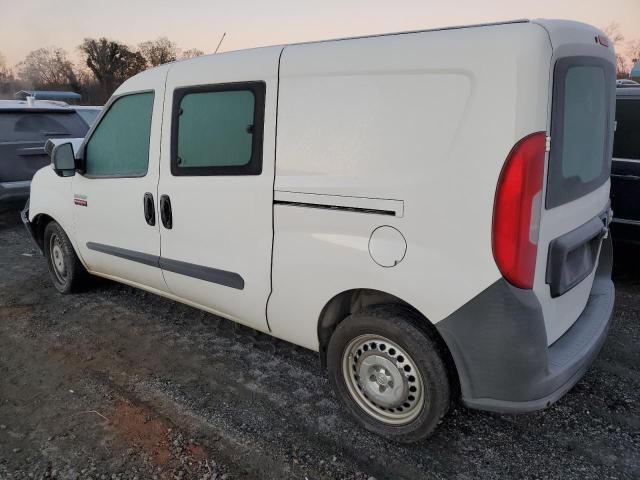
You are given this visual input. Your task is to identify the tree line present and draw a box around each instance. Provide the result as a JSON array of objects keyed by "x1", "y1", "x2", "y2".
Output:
[
  {"x1": 0, "y1": 37, "x2": 204, "y2": 104},
  {"x1": 603, "y1": 23, "x2": 640, "y2": 78},
  {"x1": 0, "y1": 24, "x2": 638, "y2": 106}
]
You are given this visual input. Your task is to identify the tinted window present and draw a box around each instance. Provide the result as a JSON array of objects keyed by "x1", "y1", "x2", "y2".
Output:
[
  {"x1": 76, "y1": 108, "x2": 101, "y2": 127},
  {"x1": 613, "y1": 99, "x2": 640, "y2": 160},
  {"x1": 0, "y1": 112, "x2": 88, "y2": 142},
  {"x1": 561, "y1": 66, "x2": 607, "y2": 182},
  {"x1": 546, "y1": 57, "x2": 615, "y2": 209},
  {"x1": 171, "y1": 82, "x2": 265, "y2": 176},
  {"x1": 85, "y1": 92, "x2": 154, "y2": 177}
]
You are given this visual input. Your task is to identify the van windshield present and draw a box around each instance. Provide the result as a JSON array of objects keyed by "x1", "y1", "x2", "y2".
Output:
[{"x1": 546, "y1": 57, "x2": 615, "y2": 209}]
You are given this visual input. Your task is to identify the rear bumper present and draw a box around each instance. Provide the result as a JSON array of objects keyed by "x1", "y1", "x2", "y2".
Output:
[
  {"x1": 436, "y1": 237, "x2": 614, "y2": 413},
  {"x1": 0, "y1": 181, "x2": 31, "y2": 204}
]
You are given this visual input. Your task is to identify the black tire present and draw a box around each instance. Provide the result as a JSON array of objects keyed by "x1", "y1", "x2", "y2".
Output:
[
  {"x1": 327, "y1": 305, "x2": 450, "y2": 443},
  {"x1": 43, "y1": 221, "x2": 87, "y2": 294}
]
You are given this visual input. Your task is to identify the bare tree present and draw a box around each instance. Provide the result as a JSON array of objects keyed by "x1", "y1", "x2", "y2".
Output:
[
  {"x1": 627, "y1": 39, "x2": 640, "y2": 64},
  {"x1": 603, "y1": 23, "x2": 630, "y2": 78},
  {"x1": 181, "y1": 48, "x2": 205, "y2": 60},
  {"x1": 138, "y1": 37, "x2": 178, "y2": 66},
  {"x1": 0, "y1": 51, "x2": 19, "y2": 98},
  {"x1": 0, "y1": 52, "x2": 11, "y2": 80},
  {"x1": 603, "y1": 22, "x2": 625, "y2": 46},
  {"x1": 79, "y1": 38, "x2": 147, "y2": 101},
  {"x1": 17, "y1": 47, "x2": 77, "y2": 89}
]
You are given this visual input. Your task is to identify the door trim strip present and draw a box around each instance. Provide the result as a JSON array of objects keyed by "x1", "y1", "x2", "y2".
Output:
[
  {"x1": 87, "y1": 242, "x2": 160, "y2": 268},
  {"x1": 86, "y1": 242, "x2": 245, "y2": 290},
  {"x1": 159, "y1": 257, "x2": 244, "y2": 290},
  {"x1": 273, "y1": 190, "x2": 404, "y2": 217}
]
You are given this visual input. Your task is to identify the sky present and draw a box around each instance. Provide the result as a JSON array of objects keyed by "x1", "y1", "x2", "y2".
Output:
[{"x1": 1, "y1": 0, "x2": 638, "y2": 66}]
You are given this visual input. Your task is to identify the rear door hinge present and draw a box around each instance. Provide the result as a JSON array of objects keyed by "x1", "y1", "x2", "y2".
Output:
[{"x1": 545, "y1": 135, "x2": 551, "y2": 152}]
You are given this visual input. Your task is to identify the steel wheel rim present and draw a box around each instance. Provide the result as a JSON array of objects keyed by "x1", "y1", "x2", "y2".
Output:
[
  {"x1": 49, "y1": 234, "x2": 67, "y2": 284},
  {"x1": 342, "y1": 334, "x2": 425, "y2": 425}
]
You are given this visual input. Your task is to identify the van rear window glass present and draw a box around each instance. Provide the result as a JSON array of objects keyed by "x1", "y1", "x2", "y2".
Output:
[
  {"x1": 546, "y1": 57, "x2": 615, "y2": 209},
  {"x1": 170, "y1": 82, "x2": 265, "y2": 176},
  {"x1": 613, "y1": 99, "x2": 640, "y2": 160},
  {"x1": 0, "y1": 111, "x2": 87, "y2": 142},
  {"x1": 561, "y1": 67, "x2": 606, "y2": 181}
]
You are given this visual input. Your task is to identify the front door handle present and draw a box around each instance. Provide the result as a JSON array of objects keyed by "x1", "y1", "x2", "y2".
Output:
[
  {"x1": 143, "y1": 192, "x2": 155, "y2": 226},
  {"x1": 159, "y1": 194, "x2": 172, "y2": 229}
]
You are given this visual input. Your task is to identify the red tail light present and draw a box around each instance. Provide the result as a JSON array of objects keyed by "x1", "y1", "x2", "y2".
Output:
[{"x1": 492, "y1": 132, "x2": 546, "y2": 289}]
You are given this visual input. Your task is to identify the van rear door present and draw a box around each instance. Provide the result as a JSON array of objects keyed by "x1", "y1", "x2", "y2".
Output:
[{"x1": 532, "y1": 21, "x2": 616, "y2": 345}]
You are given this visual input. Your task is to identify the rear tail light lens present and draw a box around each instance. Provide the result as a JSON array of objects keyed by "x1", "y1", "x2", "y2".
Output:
[{"x1": 492, "y1": 132, "x2": 546, "y2": 289}]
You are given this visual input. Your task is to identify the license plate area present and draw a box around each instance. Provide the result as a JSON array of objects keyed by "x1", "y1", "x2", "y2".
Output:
[{"x1": 545, "y1": 212, "x2": 609, "y2": 298}]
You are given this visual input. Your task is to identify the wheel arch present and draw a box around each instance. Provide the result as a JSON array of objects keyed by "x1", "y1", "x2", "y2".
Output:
[
  {"x1": 31, "y1": 213, "x2": 57, "y2": 252},
  {"x1": 317, "y1": 288, "x2": 460, "y2": 396},
  {"x1": 30, "y1": 212, "x2": 86, "y2": 269}
]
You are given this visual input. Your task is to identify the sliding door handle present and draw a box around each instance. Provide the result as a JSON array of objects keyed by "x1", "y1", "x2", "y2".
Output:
[
  {"x1": 159, "y1": 194, "x2": 173, "y2": 229},
  {"x1": 143, "y1": 193, "x2": 155, "y2": 226}
]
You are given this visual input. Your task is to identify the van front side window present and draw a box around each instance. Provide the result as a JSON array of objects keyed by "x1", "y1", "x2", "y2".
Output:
[
  {"x1": 171, "y1": 82, "x2": 265, "y2": 176},
  {"x1": 85, "y1": 92, "x2": 154, "y2": 177}
]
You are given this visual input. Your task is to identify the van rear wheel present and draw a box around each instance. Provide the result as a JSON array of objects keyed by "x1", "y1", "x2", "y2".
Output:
[
  {"x1": 44, "y1": 221, "x2": 87, "y2": 294},
  {"x1": 327, "y1": 305, "x2": 450, "y2": 443}
]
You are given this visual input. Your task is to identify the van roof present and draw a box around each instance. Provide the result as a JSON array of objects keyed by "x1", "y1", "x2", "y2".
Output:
[
  {"x1": 261, "y1": 18, "x2": 530, "y2": 49},
  {"x1": 198, "y1": 18, "x2": 530, "y2": 58}
]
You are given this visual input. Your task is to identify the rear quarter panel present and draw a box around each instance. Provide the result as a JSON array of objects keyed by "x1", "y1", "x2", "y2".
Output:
[{"x1": 268, "y1": 23, "x2": 552, "y2": 350}]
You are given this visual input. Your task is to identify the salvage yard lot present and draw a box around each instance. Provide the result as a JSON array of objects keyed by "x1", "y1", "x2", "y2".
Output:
[{"x1": 0, "y1": 207, "x2": 638, "y2": 480}]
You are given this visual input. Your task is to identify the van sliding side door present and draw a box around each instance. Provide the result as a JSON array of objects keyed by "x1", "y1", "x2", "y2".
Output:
[{"x1": 155, "y1": 48, "x2": 282, "y2": 331}]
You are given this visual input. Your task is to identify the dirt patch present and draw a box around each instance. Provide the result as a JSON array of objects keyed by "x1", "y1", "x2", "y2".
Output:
[
  {"x1": 0, "y1": 305, "x2": 32, "y2": 317},
  {"x1": 107, "y1": 400, "x2": 214, "y2": 476},
  {"x1": 109, "y1": 401, "x2": 174, "y2": 467}
]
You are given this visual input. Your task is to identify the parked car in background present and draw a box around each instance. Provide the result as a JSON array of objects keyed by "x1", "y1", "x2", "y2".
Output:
[
  {"x1": 15, "y1": 90, "x2": 82, "y2": 103},
  {"x1": 24, "y1": 19, "x2": 616, "y2": 443},
  {"x1": 0, "y1": 98, "x2": 89, "y2": 206},
  {"x1": 74, "y1": 106, "x2": 103, "y2": 127},
  {"x1": 611, "y1": 87, "x2": 640, "y2": 243},
  {"x1": 616, "y1": 79, "x2": 640, "y2": 88}
]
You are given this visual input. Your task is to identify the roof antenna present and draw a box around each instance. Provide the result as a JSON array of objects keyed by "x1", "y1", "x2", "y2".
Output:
[{"x1": 214, "y1": 32, "x2": 226, "y2": 54}]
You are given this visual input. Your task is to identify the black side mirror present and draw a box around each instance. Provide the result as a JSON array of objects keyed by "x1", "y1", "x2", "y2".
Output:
[{"x1": 51, "y1": 142, "x2": 76, "y2": 177}]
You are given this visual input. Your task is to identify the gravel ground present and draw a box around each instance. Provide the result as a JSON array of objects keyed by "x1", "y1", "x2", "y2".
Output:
[{"x1": 0, "y1": 207, "x2": 638, "y2": 479}]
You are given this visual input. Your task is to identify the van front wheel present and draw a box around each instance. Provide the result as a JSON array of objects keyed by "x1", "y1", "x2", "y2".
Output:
[
  {"x1": 44, "y1": 221, "x2": 87, "y2": 294},
  {"x1": 327, "y1": 306, "x2": 450, "y2": 443}
]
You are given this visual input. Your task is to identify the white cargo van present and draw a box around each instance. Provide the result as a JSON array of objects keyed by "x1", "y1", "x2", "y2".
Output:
[{"x1": 23, "y1": 19, "x2": 616, "y2": 442}]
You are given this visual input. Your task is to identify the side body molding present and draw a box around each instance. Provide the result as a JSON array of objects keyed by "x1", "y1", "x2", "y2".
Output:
[{"x1": 86, "y1": 242, "x2": 245, "y2": 290}]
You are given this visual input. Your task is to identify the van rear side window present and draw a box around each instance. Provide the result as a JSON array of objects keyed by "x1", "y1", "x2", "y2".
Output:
[
  {"x1": 171, "y1": 82, "x2": 266, "y2": 176},
  {"x1": 546, "y1": 56, "x2": 615, "y2": 209}
]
